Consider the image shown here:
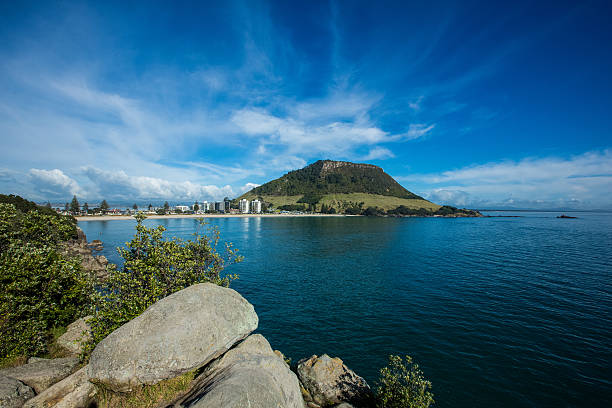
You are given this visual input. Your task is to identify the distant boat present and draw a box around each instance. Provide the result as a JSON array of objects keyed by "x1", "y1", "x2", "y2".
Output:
[{"x1": 557, "y1": 214, "x2": 577, "y2": 219}]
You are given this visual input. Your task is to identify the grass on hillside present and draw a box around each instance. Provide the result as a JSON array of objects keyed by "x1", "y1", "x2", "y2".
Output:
[{"x1": 241, "y1": 193, "x2": 440, "y2": 212}]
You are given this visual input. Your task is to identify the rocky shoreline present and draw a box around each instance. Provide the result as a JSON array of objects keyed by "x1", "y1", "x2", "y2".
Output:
[
  {"x1": 1, "y1": 283, "x2": 375, "y2": 408},
  {"x1": 0, "y1": 228, "x2": 377, "y2": 408}
]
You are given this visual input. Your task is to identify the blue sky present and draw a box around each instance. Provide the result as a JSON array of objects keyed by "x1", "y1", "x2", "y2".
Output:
[{"x1": 1, "y1": 0, "x2": 611, "y2": 209}]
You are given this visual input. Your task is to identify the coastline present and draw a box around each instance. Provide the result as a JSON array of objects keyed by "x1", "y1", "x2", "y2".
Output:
[{"x1": 75, "y1": 213, "x2": 349, "y2": 221}]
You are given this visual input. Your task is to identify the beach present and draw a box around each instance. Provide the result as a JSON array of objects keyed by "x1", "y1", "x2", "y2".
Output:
[{"x1": 75, "y1": 213, "x2": 347, "y2": 221}]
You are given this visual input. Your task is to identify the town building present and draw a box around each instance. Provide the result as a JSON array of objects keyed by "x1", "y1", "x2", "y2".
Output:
[
  {"x1": 251, "y1": 199, "x2": 262, "y2": 214},
  {"x1": 239, "y1": 199, "x2": 250, "y2": 214}
]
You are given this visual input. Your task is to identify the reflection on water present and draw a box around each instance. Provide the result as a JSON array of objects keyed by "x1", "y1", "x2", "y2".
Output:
[{"x1": 78, "y1": 213, "x2": 612, "y2": 408}]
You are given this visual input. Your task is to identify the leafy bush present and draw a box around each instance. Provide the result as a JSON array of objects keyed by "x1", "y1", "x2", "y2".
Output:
[
  {"x1": 86, "y1": 214, "x2": 242, "y2": 355},
  {"x1": 319, "y1": 204, "x2": 337, "y2": 214},
  {"x1": 364, "y1": 206, "x2": 385, "y2": 216},
  {"x1": 375, "y1": 355, "x2": 434, "y2": 408},
  {"x1": 297, "y1": 193, "x2": 323, "y2": 205},
  {"x1": 433, "y1": 205, "x2": 457, "y2": 216},
  {"x1": 277, "y1": 204, "x2": 307, "y2": 211},
  {"x1": 0, "y1": 203, "x2": 90, "y2": 362},
  {"x1": 388, "y1": 206, "x2": 432, "y2": 216}
]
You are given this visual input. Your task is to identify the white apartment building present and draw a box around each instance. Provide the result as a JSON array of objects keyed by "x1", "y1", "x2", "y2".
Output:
[
  {"x1": 239, "y1": 199, "x2": 250, "y2": 214},
  {"x1": 251, "y1": 199, "x2": 262, "y2": 214},
  {"x1": 175, "y1": 205, "x2": 190, "y2": 212}
]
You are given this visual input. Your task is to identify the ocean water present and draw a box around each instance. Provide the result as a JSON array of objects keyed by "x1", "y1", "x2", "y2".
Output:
[{"x1": 79, "y1": 212, "x2": 612, "y2": 408}]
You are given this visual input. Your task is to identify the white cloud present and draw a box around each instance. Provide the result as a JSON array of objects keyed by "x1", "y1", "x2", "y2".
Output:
[
  {"x1": 28, "y1": 169, "x2": 84, "y2": 198},
  {"x1": 231, "y1": 104, "x2": 427, "y2": 159},
  {"x1": 81, "y1": 167, "x2": 235, "y2": 201},
  {"x1": 408, "y1": 96, "x2": 424, "y2": 111},
  {"x1": 361, "y1": 147, "x2": 395, "y2": 160},
  {"x1": 402, "y1": 150, "x2": 612, "y2": 209},
  {"x1": 402, "y1": 124, "x2": 436, "y2": 140},
  {"x1": 239, "y1": 182, "x2": 260, "y2": 194}
]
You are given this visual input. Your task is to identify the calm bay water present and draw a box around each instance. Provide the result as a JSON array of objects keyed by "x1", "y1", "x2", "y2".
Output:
[{"x1": 79, "y1": 212, "x2": 612, "y2": 408}]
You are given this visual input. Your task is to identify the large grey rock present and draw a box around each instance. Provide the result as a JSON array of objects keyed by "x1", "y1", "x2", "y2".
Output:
[
  {"x1": 297, "y1": 355, "x2": 374, "y2": 407},
  {"x1": 23, "y1": 366, "x2": 95, "y2": 408},
  {"x1": 56, "y1": 316, "x2": 92, "y2": 356},
  {"x1": 181, "y1": 334, "x2": 303, "y2": 408},
  {"x1": 0, "y1": 357, "x2": 80, "y2": 394},
  {"x1": 0, "y1": 375, "x2": 35, "y2": 408},
  {"x1": 88, "y1": 283, "x2": 258, "y2": 392}
]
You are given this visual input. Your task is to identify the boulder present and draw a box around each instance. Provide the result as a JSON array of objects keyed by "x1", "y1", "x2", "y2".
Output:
[
  {"x1": 0, "y1": 375, "x2": 35, "y2": 408},
  {"x1": 180, "y1": 334, "x2": 303, "y2": 408},
  {"x1": 297, "y1": 355, "x2": 374, "y2": 407},
  {"x1": 0, "y1": 357, "x2": 80, "y2": 393},
  {"x1": 56, "y1": 316, "x2": 92, "y2": 356},
  {"x1": 88, "y1": 283, "x2": 258, "y2": 392},
  {"x1": 23, "y1": 366, "x2": 96, "y2": 408}
]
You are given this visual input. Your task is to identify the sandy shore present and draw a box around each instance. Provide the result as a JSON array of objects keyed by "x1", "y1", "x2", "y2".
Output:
[{"x1": 76, "y1": 213, "x2": 347, "y2": 221}]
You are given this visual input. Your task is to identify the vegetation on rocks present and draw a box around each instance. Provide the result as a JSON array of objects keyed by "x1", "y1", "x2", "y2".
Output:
[
  {"x1": 375, "y1": 355, "x2": 434, "y2": 408},
  {"x1": 0, "y1": 199, "x2": 90, "y2": 365},
  {"x1": 96, "y1": 369, "x2": 196, "y2": 408},
  {"x1": 85, "y1": 213, "x2": 243, "y2": 356}
]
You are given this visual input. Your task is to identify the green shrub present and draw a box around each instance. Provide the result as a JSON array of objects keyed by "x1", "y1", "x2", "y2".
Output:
[
  {"x1": 388, "y1": 206, "x2": 432, "y2": 216},
  {"x1": 297, "y1": 193, "x2": 323, "y2": 205},
  {"x1": 375, "y1": 355, "x2": 434, "y2": 408},
  {"x1": 0, "y1": 203, "x2": 91, "y2": 362},
  {"x1": 86, "y1": 214, "x2": 242, "y2": 355},
  {"x1": 277, "y1": 204, "x2": 307, "y2": 211}
]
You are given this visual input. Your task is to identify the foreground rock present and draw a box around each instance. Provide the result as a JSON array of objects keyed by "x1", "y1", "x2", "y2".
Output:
[
  {"x1": 0, "y1": 357, "x2": 80, "y2": 394},
  {"x1": 177, "y1": 334, "x2": 303, "y2": 408},
  {"x1": 23, "y1": 366, "x2": 95, "y2": 408},
  {"x1": 0, "y1": 375, "x2": 35, "y2": 408},
  {"x1": 88, "y1": 283, "x2": 258, "y2": 392},
  {"x1": 298, "y1": 354, "x2": 374, "y2": 407},
  {"x1": 56, "y1": 316, "x2": 92, "y2": 356}
]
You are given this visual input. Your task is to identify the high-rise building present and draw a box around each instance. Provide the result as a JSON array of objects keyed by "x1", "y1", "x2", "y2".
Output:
[
  {"x1": 239, "y1": 199, "x2": 250, "y2": 214},
  {"x1": 251, "y1": 199, "x2": 262, "y2": 214}
]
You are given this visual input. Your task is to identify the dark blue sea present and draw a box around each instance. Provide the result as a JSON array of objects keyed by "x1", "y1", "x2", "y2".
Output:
[{"x1": 79, "y1": 212, "x2": 612, "y2": 408}]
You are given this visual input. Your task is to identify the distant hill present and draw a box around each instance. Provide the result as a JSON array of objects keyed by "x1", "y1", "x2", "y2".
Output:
[
  {"x1": 247, "y1": 159, "x2": 423, "y2": 199},
  {"x1": 238, "y1": 160, "x2": 442, "y2": 213}
]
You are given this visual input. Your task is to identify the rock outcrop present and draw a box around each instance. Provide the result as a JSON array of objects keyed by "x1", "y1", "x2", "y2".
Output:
[
  {"x1": 61, "y1": 228, "x2": 109, "y2": 280},
  {"x1": 0, "y1": 357, "x2": 80, "y2": 394},
  {"x1": 298, "y1": 354, "x2": 374, "y2": 407},
  {"x1": 56, "y1": 316, "x2": 92, "y2": 356},
  {"x1": 6, "y1": 280, "x2": 375, "y2": 408},
  {"x1": 23, "y1": 366, "x2": 95, "y2": 408},
  {"x1": 88, "y1": 283, "x2": 258, "y2": 392},
  {"x1": 0, "y1": 375, "x2": 35, "y2": 408},
  {"x1": 178, "y1": 334, "x2": 303, "y2": 408}
]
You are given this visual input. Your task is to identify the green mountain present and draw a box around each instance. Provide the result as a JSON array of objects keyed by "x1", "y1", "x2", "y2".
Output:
[
  {"x1": 246, "y1": 159, "x2": 422, "y2": 198},
  {"x1": 238, "y1": 160, "x2": 441, "y2": 213}
]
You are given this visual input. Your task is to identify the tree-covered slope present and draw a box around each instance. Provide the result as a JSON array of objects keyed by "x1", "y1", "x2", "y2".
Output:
[{"x1": 244, "y1": 160, "x2": 424, "y2": 199}]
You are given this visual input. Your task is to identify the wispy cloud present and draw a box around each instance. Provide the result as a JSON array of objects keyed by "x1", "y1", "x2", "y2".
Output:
[{"x1": 400, "y1": 150, "x2": 612, "y2": 209}]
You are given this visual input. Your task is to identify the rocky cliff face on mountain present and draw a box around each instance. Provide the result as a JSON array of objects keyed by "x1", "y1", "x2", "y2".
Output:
[{"x1": 1, "y1": 283, "x2": 373, "y2": 408}]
